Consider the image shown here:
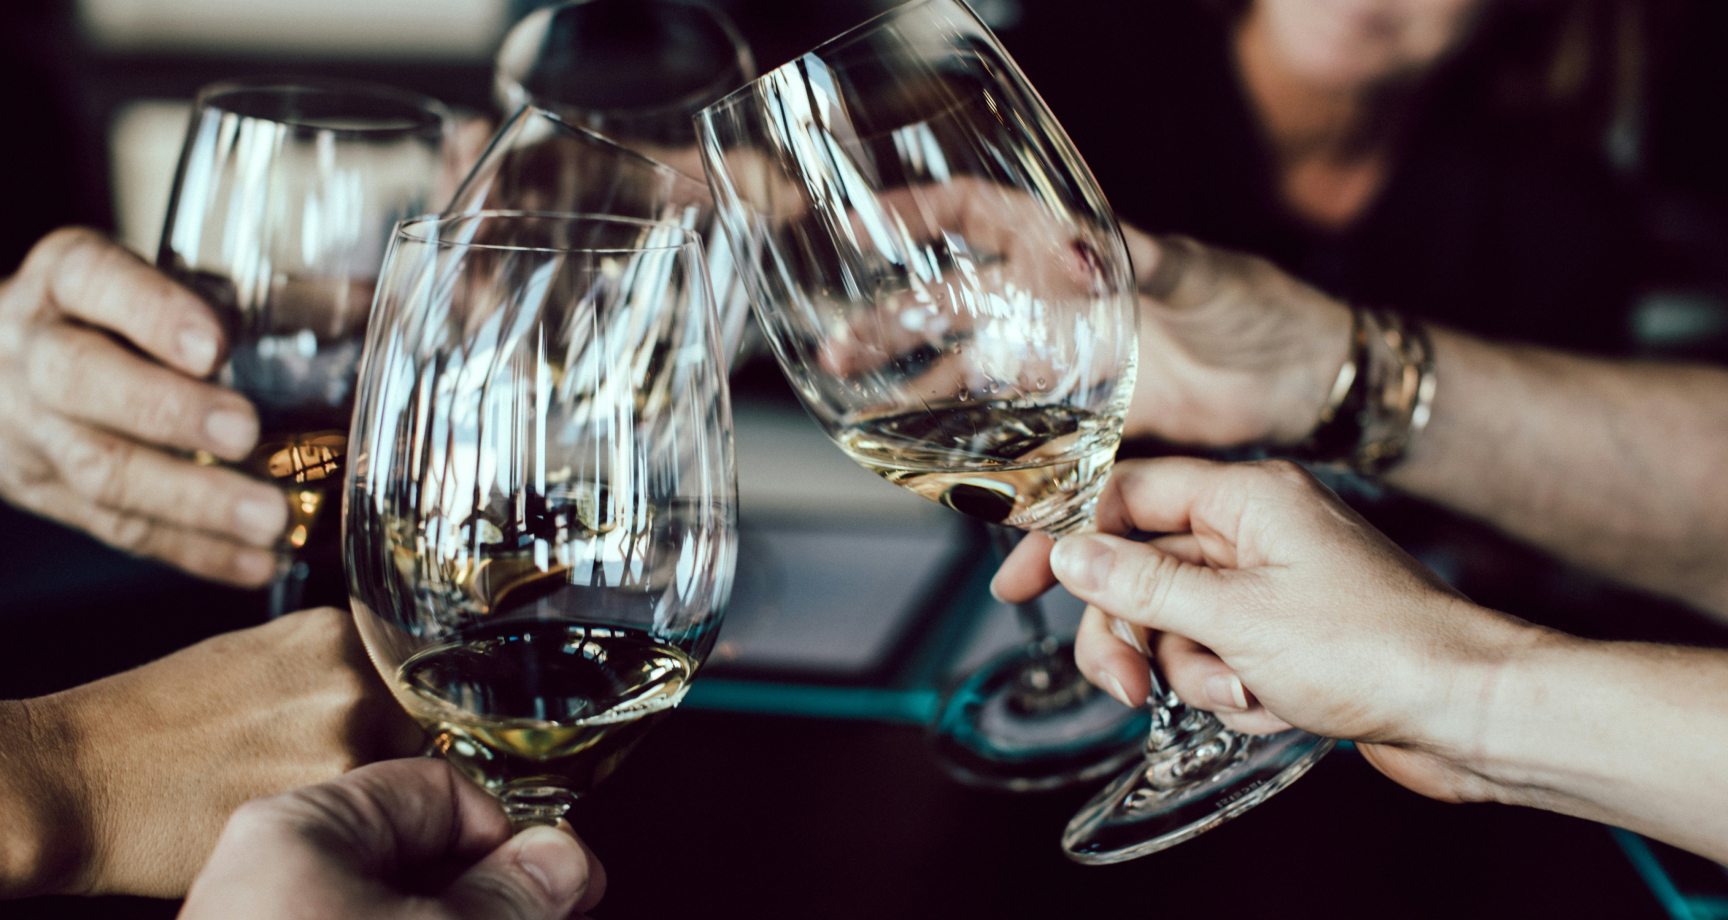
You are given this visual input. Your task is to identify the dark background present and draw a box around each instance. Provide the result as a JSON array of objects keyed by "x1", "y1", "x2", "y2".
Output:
[{"x1": 4, "y1": 0, "x2": 1728, "y2": 916}]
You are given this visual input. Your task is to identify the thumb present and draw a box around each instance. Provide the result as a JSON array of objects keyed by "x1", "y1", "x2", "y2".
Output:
[
  {"x1": 1049, "y1": 533, "x2": 1222, "y2": 641},
  {"x1": 440, "y1": 825, "x2": 598, "y2": 920}
]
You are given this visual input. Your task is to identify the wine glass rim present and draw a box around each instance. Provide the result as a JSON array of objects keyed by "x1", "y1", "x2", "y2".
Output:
[
  {"x1": 195, "y1": 75, "x2": 451, "y2": 137},
  {"x1": 510, "y1": 104, "x2": 710, "y2": 188},
  {"x1": 499, "y1": 0, "x2": 757, "y2": 127},
  {"x1": 699, "y1": 0, "x2": 973, "y2": 118},
  {"x1": 396, "y1": 211, "x2": 702, "y2": 254}
]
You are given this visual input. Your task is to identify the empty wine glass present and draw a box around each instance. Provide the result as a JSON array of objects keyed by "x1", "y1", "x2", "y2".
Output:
[
  {"x1": 159, "y1": 76, "x2": 450, "y2": 616},
  {"x1": 697, "y1": 0, "x2": 1332, "y2": 860},
  {"x1": 447, "y1": 104, "x2": 753, "y2": 365},
  {"x1": 344, "y1": 212, "x2": 737, "y2": 827}
]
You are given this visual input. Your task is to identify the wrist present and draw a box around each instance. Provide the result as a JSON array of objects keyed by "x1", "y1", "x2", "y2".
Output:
[{"x1": 0, "y1": 696, "x2": 90, "y2": 897}]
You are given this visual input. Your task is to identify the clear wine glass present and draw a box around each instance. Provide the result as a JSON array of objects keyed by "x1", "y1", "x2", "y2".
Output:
[
  {"x1": 494, "y1": 0, "x2": 755, "y2": 156},
  {"x1": 159, "y1": 76, "x2": 450, "y2": 616},
  {"x1": 697, "y1": 0, "x2": 1332, "y2": 859},
  {"x1": 447, "y1": 103, "x2": 753, "y2": 365},
  {"x1": 343, "y1": 212, "x2": 737, "y2": 827}
]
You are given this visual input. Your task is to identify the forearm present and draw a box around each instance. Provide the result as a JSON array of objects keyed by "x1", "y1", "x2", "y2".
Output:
[
  {"x1": 1462, "y1": 631, "x2": 1728, "y2": 862},
  {"x1": 1386, "y1": 327, "x2": 1728, "y2": 618},
  {"x1": 0, "y1": 697, "x2": 87, "y2": 898}
]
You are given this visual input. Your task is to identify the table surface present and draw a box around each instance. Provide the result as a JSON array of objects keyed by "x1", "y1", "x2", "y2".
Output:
[
  {"x1": 0, "y1": 468, "x2": 1705, "y2": 920},
  {"x1": 5, "y1": 706, "x2": 1671, "y2": 920}
]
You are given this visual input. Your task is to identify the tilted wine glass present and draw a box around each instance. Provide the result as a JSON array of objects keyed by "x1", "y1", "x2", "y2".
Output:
[
  {"x1": 159, "y1": 76, "x2": 450, "y2": 616},
  {"x1": 447, "y1": 103, "x2": 753, "y2": 366},
  {"x1": 344, "y1": 212, "x2": 737, "y2": 827},
  {"x1": 697, "y1": 0, "x2": 1332, "y2": 858},
  {"x1": 494, "y1": 0, "x2": 755, "y2": 154}
]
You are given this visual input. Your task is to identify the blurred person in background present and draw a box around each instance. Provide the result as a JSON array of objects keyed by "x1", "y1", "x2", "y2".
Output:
[{"x1": 997, "y1": 0, "x2": 1728, "y2": 642}]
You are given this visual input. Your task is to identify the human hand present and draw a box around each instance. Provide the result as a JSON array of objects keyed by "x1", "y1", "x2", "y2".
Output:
[
  {"x1": 180, "y1": 758, "x2": 605, "y2": 920},
  {"x1": 0, "y1": 228, "x2": 286, "y2": 585},
  {"x1": 1120, "y1": 227, "x2": 1354, "y2": 446},
  {"x1": 18, "y1": 607, "x2": 426, "y2": 898},
  {"x1": 992, "y1": 457, "x2": 1547, "y2": 804}
]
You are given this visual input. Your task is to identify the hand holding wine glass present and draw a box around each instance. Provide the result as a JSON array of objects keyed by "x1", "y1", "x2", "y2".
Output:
[
  {"x1": 180, "y1": 758, "x2": 605, "y2": 920},
  {"x1": 159, "y1": 77, "x2": 450, "y2": 614},
  {"x1": 0, "y1": 228, "x2": 285, "y2": 585},
  {"x1": 699, "y1": 0, "x2": 1332, "y2": 855}
]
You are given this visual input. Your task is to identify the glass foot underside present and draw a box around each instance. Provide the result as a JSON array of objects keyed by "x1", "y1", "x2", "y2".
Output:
[
  {"x1": 1062, "y1": 726, "x2": 1334, "y2": 864},
  {"x1": 929, "y1": 642, "x2": 1150, "y2": 792}
]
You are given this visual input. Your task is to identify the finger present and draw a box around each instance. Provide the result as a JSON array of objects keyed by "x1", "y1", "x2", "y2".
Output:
[
  {"x1": 26, "y1": 321, "x2": 259, "y2": 459},
  {"x1": 1148, "y1": 532, "x2": 1205, "y2": 566},
  {"x1": 31, "y1": 227, "x2": 226, "y2": 376},
  {"x1": 1089, "y1": 456, "x2": 1322, "y2": 562},
  {"x1": 1073, "y1": 605, "x2": 1151, "y2": 708},
  {"x1": 335, "y1": 759, "x2": 515, "y2": 867},
  {"x1": 562, "y1": 821, "x2": 607, "y2": 914},
  {"x1": 990, "y1": 530, "x2": 1056, "y2": 603},
  {"x1": 1048, "y1": 530, "x2": 1225, "y2": 643},
  {"x1": 52, "y1": 490, "x2": 278, "y2": 586},
  {"x1": 442, "y1": 825, "x2": 601, "y2": 920},
  {"x1": 35, "y1": 414, "x2": 286, "y2": 546},
  {"x1": 1157, "y1": 633, "x2": 1293, "y2": 735},
  {"x1": 1135, "y1": 234, "x2": 1200, "y2": 301}
]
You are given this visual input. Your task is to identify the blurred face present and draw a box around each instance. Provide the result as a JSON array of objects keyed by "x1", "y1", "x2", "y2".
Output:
[{"x1": 1253, "y1": 0, "x2": 1487, "y2": 89}]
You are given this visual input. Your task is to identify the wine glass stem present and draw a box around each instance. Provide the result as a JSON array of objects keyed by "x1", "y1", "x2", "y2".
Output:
[
  {"x1": 266, "y1": 556, "x2": 310, "y2": 619},
  {"x1": 502, "y1": 788, "x2": 579, "y2": 831}
]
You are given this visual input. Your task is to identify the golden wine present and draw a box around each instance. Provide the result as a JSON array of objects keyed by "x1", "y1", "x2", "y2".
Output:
[
  {"x1": 836, "y1": 403, "x2": 1118, "y2": 535},
  {"x1": 395, "y1": 621, "x2": 695, "y2": 800},
  {"x1": 238, "y1": 430, "x2": 346, "y2": 548}
]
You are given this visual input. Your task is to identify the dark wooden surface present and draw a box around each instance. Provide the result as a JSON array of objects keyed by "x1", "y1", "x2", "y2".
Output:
[{"x1": 0, "y1": 505, "x2": 1675, "y2": 920}]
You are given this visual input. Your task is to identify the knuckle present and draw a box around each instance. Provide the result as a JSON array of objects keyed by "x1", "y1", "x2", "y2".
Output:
[
  {"x1": 1128, "y1": 550, "x2": 1176, "y2": 615},
  {"x1": 57, "y1": 433, "x2": 135, "y2": 506},
  {"x1": 22, "y1": 326, "x2": 83, "y2": 401},
  {"x1": 28, "y1": 228, "x2": 103, "y2": 273},
  {"x1": 1255, "y1": 458, "x2": 1314, "y2": 491},
  {"x1": 93, "y1": 510, "x2": 158, "y2": 554}
]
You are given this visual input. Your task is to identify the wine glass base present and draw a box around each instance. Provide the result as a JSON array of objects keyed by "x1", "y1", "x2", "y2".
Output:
[
  {"x1": 502, "y1": 785, "x2": 579, "y2": 830},
  {"x1": 1061, "y1": 727, "x2": 1335, "y2": 864},
  {"x1": 928, "y1": 642, "x2": 1150, "y2": 792}
]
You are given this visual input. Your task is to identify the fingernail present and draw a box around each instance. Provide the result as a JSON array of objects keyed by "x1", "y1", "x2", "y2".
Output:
[
  {"x1": 514, "y1": 825, "x2": 587, "y2": 902},
  {"x1": 1103, "y1": 672, "x2": 1135, "y2": 708},
  {"x1": 1204, "y1": 674, "x2": 1251, "y2": 712},
  {"x1": 178, "y1": 327, "x2": 218, "y2": 375},
  {"x1": 1050, "y1": 536, "x2": 1112, "y2": 592},
  {"x1": 234, "y1": 494, "x2": 287, "y2": 545},
  {"x1": 205, "y1": 408, "x2": 257, "y2": 455}
]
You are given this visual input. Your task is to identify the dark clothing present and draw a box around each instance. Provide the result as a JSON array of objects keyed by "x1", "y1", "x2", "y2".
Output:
[{"x1": 1003, "y1": 0, "x2": 1639, "y2": 354}]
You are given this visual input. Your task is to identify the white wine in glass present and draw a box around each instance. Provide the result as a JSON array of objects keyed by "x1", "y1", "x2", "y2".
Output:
[
  {"x1": 344, "y1": 213, "x2": 737, "y2": 825},
  {"x1": 698, "y1": 0, "x2": 1332, "y2": 856}
]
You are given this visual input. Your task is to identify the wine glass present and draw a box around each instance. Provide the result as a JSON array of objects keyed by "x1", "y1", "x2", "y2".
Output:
[
  {"x1": 447, "y1": 104, "x2": 753, "y2": 365},
  {"x1": 494, "y1": 0, "x2": 755, "y2": 156},
  {"x1": 344, "y1": 212, "x2": 736, "y2": 828},
  {"x1": 159, "y1": 76, "x2": 450, "y2": 617},
  {"x1": 697, "y1": 0, "x2": 1332, "y2": 859}
]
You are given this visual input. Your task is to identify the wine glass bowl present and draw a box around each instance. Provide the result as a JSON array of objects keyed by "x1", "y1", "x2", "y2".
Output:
[
  {"x1": 698, "y1": 0, "x2": 1331, "y2": 853},
  {"x1": 494, "y1": 0, "x2": 755, "y2": 151},
  {"x1": 159, "y1": 76, "x2": 451, "y2": 613},
  {"x1": 697, "y1": 5, "x2": 1139, "y2": 538},
  {"x1": 447, "y1": 105, "x2": 754, "y2": 364},
  {"x1": 344, "y1": 212, "x2": 737, "y2": 826}
]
